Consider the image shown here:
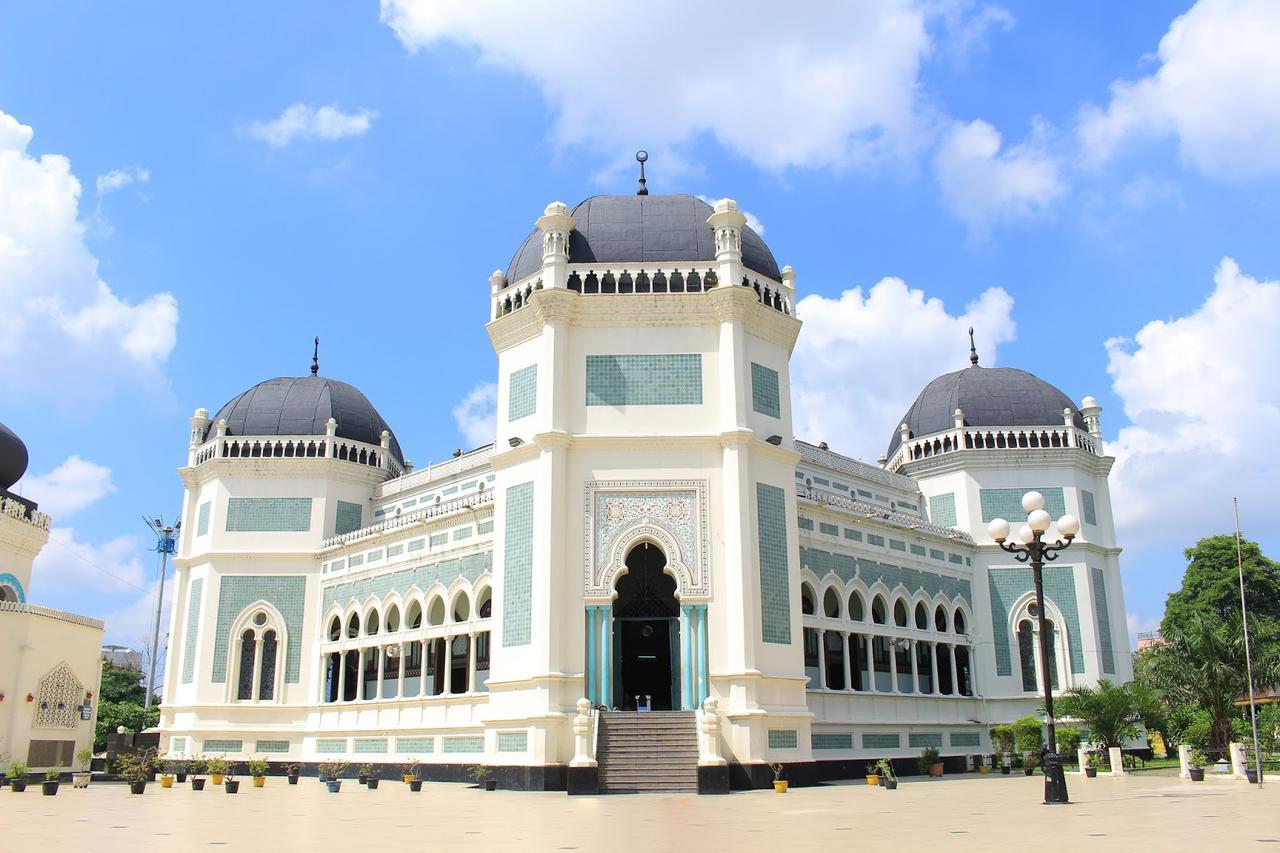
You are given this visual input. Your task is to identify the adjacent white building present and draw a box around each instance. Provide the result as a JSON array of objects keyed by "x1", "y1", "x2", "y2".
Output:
[{"x1": 159, "y1": 191, "x2": 1131, "y2": 791}]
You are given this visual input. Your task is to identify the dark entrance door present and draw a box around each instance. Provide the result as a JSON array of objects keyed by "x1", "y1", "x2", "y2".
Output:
[{"x1": 613, "y1": 542, "x2": 681, "y2": 711}]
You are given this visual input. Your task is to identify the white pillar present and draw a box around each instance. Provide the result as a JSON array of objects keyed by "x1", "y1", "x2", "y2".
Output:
[
  {"x1": 1177, "y1": 744, "x2": 1192, "y2": 779},
  {"x1": 467, "y1": 632, "x2": 478, "y2": 694},
  {"x1": 909, "y1": 640, "x2": 919, "y2": 693},
  {"x1": 816, "y1": 629, "x2": 827, "y2": 689},
  {"x1": 949, "y1": 645, "x2": 959, "y2": 696},
  {"x1": 1229, "y1": 742, "x2": 1248, "y2": 779},
  {"x1": 1080, "y1": 748, "x2": 1093, "y2": 776},
  {"x1": 376, "y1": 645, "x2": 386, "y2": 700},
  {"x1": 397, "y1": 646, "x2": 406, "y2": 699},
  {"x1": 251, "y1": 634, "x2": 264, "y2": 701},
  {"x1": 356, "y1": 648, "x2": 366, "y2": 701},
  {"x1": 930, "y1": 643, "x2": 940, "y2": 695},
  {"x1": 841, "y1": 631, "x2": 853, "y2": 691},
  {"x1": 337, "y1": 652, "x2": 347, "y2": 702},
  {"x1": 889, "y1": 637, "x2": 899, "y2": 692},
  {"x1": 866, "y1": 636, "x2": 875, "y2": 693},
  {"x1": 443, "y1": 636, "x2": 453, "y2": 695},
  {"x1": 1108, "y1": 746, "x2": 1124, "y2": 776}
]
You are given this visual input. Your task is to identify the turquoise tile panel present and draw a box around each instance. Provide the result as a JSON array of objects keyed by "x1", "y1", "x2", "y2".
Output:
[
  {"x1": 180, "y1": 578, "x2": 203, "y2": 684},
  {"x1": 353, "y1": 738, "x2": 387, "y2": 754},
  {"x1": 203, "y1": 739, "x2": 243, "y2": 753},
  {"x1": 335, "y1": 501, "x2": 363, "y2": 535},
  {"x1": 396, "y1": 737, "x2": 434, "y2": 754},
  {"x1": 316, "y1": 739, "x2": 347, "y2": 754},
  {"x1": 225, "y1": 497, "x2": 312, "y2": 532},
  {"x1": 502, "y1": 482, "x2": 534, "y2": 647},
  {"x1": 979, "y1": 488, "x2": 1066, "y2": 523},
  {"x1": 950, "y1": 732, "x2": 980, "y2": 747},
  {"x1": 586, "y1": 354, "x2": 702, "y2": 406},
  {"x1": 756, "y1": 483, "x2": 792, "y2": 644},
  {"x1": 1093, "y1": 567, "x2": 1115, "y2": 674},
  {"x1": 812, "y1": 733, "x2": 853, "y2": 750},
  {"x1": 908, "y1": 733, "x2": 943, "y2": 748},
  {"x1": 750, "y1": 362, "x2": 781, "y2": 418},
  {"x1": 988, "y1": 566, "x2": 1084, "y2": 676},
  {"x1": 497, "y1": 732, "x2": 528, "y2": 753},
  {"x1": 212, "y1": 575, "x2": 306, "y2": 683},
  {"x1": 196, "y1": 502, "x2": 211, "y2": 536},
  {"x1": 1082, "y1": 490, "x2": 1098, "y2": 526},
  {"x1": 256, "y1": 740, "x2": 290, "y2": 754},
  {"x1": 508, "y1": 364, "x2": 538, "y2": 421},
  {"x1": 442, "y1": 736, "x2": 484, "y2": 754},
  {"x1": 768, "y1": 729, "x2": 798, "y2": 749},
  {"x1": 929, "y1": 493, "x2": 957, "y2": 528},
  {"x1": 863, "y1": 734, "x2": 900, "y2": 750}
]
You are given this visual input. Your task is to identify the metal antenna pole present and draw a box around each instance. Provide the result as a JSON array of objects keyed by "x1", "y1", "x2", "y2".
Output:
[
  {"x1": 1234, "y1": 497, "x2": 1263, "y2": 785},
  {"x1": 144, "y1": 517, "x2": 176, "y2": 710}
]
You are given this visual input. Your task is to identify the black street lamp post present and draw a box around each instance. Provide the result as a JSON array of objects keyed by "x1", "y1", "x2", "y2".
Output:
[{"x1": 988, "y1": 491, "x2": 1080, "y2": 805}]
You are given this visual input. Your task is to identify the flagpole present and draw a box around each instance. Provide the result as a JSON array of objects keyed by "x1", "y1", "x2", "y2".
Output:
[{"x1": 1234, "y1": 497, "x2": 1263, "y2": 786}]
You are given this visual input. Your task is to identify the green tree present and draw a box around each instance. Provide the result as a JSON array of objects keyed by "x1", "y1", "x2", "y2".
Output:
[
  {"x1": 93, "y1": 660, "x2": 156, "y2": 750},
  {"x1": 99, "y1": 660, "x2": 146, "y2": 704},
  {"x1": 1161, "y1": 535, "x2": 1280, "y2": 636},
  {"x1": 1055, "y1": 679, "x2": 1151, "y2": 749}
]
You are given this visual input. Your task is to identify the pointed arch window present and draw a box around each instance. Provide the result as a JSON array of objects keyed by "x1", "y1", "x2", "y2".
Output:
[{"x1": 233, "y1": 608, "x2": 283, "y2": 703}]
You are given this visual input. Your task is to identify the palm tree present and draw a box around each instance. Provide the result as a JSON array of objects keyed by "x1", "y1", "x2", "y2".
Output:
[{"x1": 1055, "y1": 679, "x2": 1149, "y2": 749}]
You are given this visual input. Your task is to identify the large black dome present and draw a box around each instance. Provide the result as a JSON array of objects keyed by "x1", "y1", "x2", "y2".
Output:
[
  {"x1": 0, "y1": 420, "x2": 29, "y2": 491},
  {"x1": 887, "y1": 366, "x2": 1085, "y2": 457},
  {"x1": 505, "y1": 194, "x2": 780, "y2": 284},
  {"x1": 212, "y1": 376, "x2": 403, "y2": 465}
]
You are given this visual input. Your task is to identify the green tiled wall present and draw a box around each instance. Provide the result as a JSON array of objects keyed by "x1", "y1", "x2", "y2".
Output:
[
  {"x1": 497, "y1": 732, "x2": 528, "y2": 753},
  {"x1": 354, "y1": 738, "x2": 387, "y2": 754},
  {"x1": 586, "y1": 354, "x2": 702, "y2": 406},
  {"x1": 180, "y1": 578, "x2": 203, "y2": 684},
  {"x1": 321, "y1": 552, "x2": 492, "y2": 612},
  {"x1": 797, "y1": 546, "x2": 973, "y2": 607},
  {"x1": 768, "y1": 729, "x2": 798, "y2": 749},
  {"x1": 211, "y1": 576, "x2": 306, "y2": 683},
  {"x1": 812, "y1": 733, "x2": 853, "y2": 750},
  {"x1": 316, "y1": 739, "x2": 347, "y2": 754},
  {"x1": 203, "y1": 739, "x2": 243, "y2": 753},
  {"x1": 1092, "y1": 567, "x2": 1115, "y2": 674},
  {"x1": 442, "y1": 736, "x2": 484, "y2": 754},
  {"x1": 196, "y1": 502, "x2": 211, "y2": 536},
  {"x1": 508, "y1": 364, "x2": 537, "y2": 421},
  {"x1": 979, "y1": 488, "x2": 1065, "y2": 523},
  {"x1": 908, "y1": 733, "x2": 943, "y2": 748},
  {"x1": 950, "y1": 732, "x2": 980, "y2": 747},
  {"x1": 225, "y1": 497, "x2": 312, "y2": 532},
  {"x1": 750, "y1": 362, "x2": 781, "y2": 418},
  {"x1": 863, "y1": 734, "x2": 900, "y2": 750},
  {"x1": 335, "y1": 501, "x2": 363, "y2": 535},
  {"x1": 396, "y1": 737, "x2": 434, "y2": 754},
  {"x1": 756, "y1": 483, "x2": 792, "y2": 645},
  {"x1": 502, "y1": 482, "x2": 534, "y2": 647},
  {"x1": 988, "y1": 567, "x2": 1084, "y2": 676},
  {"x1": 1082, "y1": 490, "x2": 1098, "y2": 526},
  {"x1": 929, "y1": 493, "x2": 957, "y2": 528},
  {"x1": 256, "y1": 740, "x2": 290, "y2": 753}
]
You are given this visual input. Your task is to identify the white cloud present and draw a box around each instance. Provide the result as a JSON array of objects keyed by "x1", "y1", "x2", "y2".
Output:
[
  {"x1": 1078, "y1": 0, "x2": 1280, "y2": 178},
  {"x1": 33, "y1": 527, "x2": 148, "y2": 595},
  {"x1": 929, "y1": 1, "x2": 1015, "y2": 63},
  {"x1": 1106, "y1": 258, "x2": 1280, "y2": 552},
  {"x1": 791, "y1": 277, "x2": 1016, "y2": 461},
  {"x1": 101, "y1": 578, "x2": 172, "y2": 653},
  {"x1": 19, "y1": 455, "x2": 115, "y2": 519},
  {"x1": 452, "y1": 382, "x2": 497, "y2": 449},
  {"x1": 380, "y1": 0, "x2": 938, "y2": 171},
  {"x1": 247, "y1": 104, "x2": 377, "y2": 148},
  {"x1": 934, "y1": 117, "x2": 1063, "y2": 234},
  {"x1": 96, "y1": 166, "x2": 149, "y2": 197},
  {"x1": 0, "y1": 109, "x2": 178, "y2": 401}
]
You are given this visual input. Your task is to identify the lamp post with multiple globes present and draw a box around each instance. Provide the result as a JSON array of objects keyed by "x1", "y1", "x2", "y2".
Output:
[{"x1": 988, "y1": 490, "x2": 1080, "y2": 805}]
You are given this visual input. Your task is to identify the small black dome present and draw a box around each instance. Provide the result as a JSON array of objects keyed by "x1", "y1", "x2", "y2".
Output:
[
  {"x1": 212, "y1": 376, "x2": 403, "y2": 465},
  {"x1": 506, "y1": 194, "x2": 780, "y2": 284},
  {"x1": 0, "y1": 420, "x2": 29, "y2": 491},
  {"x1": 888, "y1": 366, "x2": 1085, "y2": 457}
]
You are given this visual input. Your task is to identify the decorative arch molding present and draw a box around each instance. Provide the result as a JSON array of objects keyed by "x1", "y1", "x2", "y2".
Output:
[
  {"x1": 584, "y1": 480, "x2": 710, "y2": 598},
  {"x1": 0, "y1": 571, "x2": 25, "y2": 603}
]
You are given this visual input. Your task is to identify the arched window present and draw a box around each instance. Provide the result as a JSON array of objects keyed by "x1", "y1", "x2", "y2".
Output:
[
  {"x1": 406, "y1": 600, "x2": 423, "y2": 630},
  {"x1": 385, "y1": 604, "x2": 401, "y2": 632},
  {"x1": 328, "y1": 616, "x2": 341, "y2": 641},
  {"x1": 893, "y1": 599, "x2": 908, "y2": 627},
  {"x1": 801, "y1": 583, "x2": 815, "y2": 616},
  {"x1": 428, "y1": 596, "x2": 446, "y2": 627},
  {"x1": 848, "y1": 591, "x2": 865, "y2": 621},
  {"x1": 236, "y1": 629, "x2": 256, "y2": 700},
  {"x1": 953, "y1": 609, "x2": 966, "y2": 634},
  {"x1": 453, "y1": 591, "x2": 470, "y2": 623},
  {"x1": 234, "y1": 609, "x2": 283, "y2": 702},
  {"x1": 914, "y1": 602, "x2": 928, "y2": 629},
  {"x1": 259, "y1": 630, "x2": 277, "y2": 700},
  {"x1": 934, "y1": 606, "x2": 948, "y2": 633},
  {"x1": 871, "y1": 595, "x2": 887, "y2": 625},
  {"x1": 477, "y1": 588, "x2": 492, "y2": 619},
  {"x1": 823, "y1": 588, "x2": 841, "y2": 619},
  {"x1": 366, "y1": 609, "x2": 380, "y2": 636},
  {"x1": 347, "y1": 613, "x2": 360, "y2": 638},
  {"x1": 450, "y1": 635, "x2": 470, "y2": 693},
  {"x1": 1017, "y1": 620, "x2": 1037, "y2": 691}
]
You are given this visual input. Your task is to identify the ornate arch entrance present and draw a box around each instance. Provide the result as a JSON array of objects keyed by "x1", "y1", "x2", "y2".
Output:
[{"x1": 613, "y1": 543, "x2": 680, "y2": 710}]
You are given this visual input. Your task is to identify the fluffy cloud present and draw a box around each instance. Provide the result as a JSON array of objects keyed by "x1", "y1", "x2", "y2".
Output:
[
  {"x1": 452, "y1": 382, "x2": 497, "y2": 449},
  {"x1": 1078, "y1": 0, "x2": 1280, "y2": 178},
  {"x1": 1105, "y1": 258, "x2": 1280, "y2": 548},
  {"x1": 96, "y1": 166, "x2": 149, "y2": 197},
  {"x1": 791, "y1": 277, "x2": 1016, "y2": 461},
  {"x1": 380, "y1": 0, "x2": 939, "y2": 171},
  {"x1": 0, "y1": 109, "x2": 178, "y2": 401},
  {"x1": 934, "y1": 118, "x2": 1063, "y2": 234},
  {"x1": 33, "y1": 528, "x2": 148, "y2": 595},
  {"x1": 19, "y1": 455, "x2": 116, "y2": 519},
  {"x1": 247, "y1": 104, "x2": 378, "y2": 148}
]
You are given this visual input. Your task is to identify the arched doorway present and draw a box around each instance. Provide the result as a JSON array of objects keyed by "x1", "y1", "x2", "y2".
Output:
[{"x1": 613, "y1": 542, "x2": 681, "y2": 710}]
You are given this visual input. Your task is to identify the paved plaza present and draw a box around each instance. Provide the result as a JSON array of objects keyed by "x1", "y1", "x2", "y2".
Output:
[{"x1": 2, "y1": 772, "x2": 1277, "y2": 852}]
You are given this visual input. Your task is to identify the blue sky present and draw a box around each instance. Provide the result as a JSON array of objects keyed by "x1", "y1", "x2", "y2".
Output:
[{"x1": 2, "y1": 0, "x2": 1278, "y2": 651}]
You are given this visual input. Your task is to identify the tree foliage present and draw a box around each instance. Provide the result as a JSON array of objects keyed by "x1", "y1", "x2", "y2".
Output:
[
  {"x1": 99, "y1": 660, "x2": 147, "y2": 704},
  {"x1": 1055, "y1": 679, "x2": 1152, "y2": 748},
  {"x1": 1161, "y1": 535, "x2": 1280, "y2": 636},
  {"x1": 94, "y1": 660, "x2": 155, "y2": 750}
]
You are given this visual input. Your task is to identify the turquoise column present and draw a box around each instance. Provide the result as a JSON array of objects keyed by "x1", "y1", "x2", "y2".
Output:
[
  {"x1": 696, "y1": 605, "x2": 709, "y2": 705},
  {"x1": 599, "y1": 605, "x2": 612, "y2": 708},
  {"x1": 680, "y1": 604, "x2": 694, "y2": 710},
  {"x1": 585, "y1": 606, "x2": 598, "y2": 705}
]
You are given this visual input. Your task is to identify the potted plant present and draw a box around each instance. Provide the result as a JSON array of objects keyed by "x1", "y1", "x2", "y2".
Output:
[
  {"x1": 73, "y1": 748, "x2": 93, "y2": 788},
  {"x1": 1083, "y1": 751, "x2": 1098, "y2": 778},
  {"x1": 223, "y1": 766, "x2": 239, "y2": 794},
  {"x1": 357, "y1": 763, "x2": 374, "y2": 786},
  {"x1": 174, "y1": 757, "x2": 189, "y2": 784},
  {"x1": 8, "y1": 761, "x2": 28, "y2": 792},
  {"x1": 769, "y1": 763, "x2": 787, "y2": 793},
  {"x1": 320, "y1": 760, "x2": 348, "y2": 793},
  {"x1": 159, "y1": 759, "x2": 177, "y2": 788},
  {"x1": 364, "y1": 764, "x2": 380, "y2": 790},
  {"x1": 42, "y1": 764, "x2": 61, "y2": 796},
  {"x1": 284, "y1": 762, "x2": 301, "y2": 785},
  {"x1": 119, "y1": 751, "x2": 154, "y2": 795},
  {"x1": 1023, "y1": 751, "x2": 1039, "y2": 777},
  {"x1": 977, "y1": 755, "x2": 990, "y2": 774},
  {"x1": 206, "y1": 756, "x2": 227, "y2": 786},
  {"x1": 402, "y1": 758, "x2": 419, "y2": 785},
  {"x1": 1188, "y1": 750, "x2": 1206, "y2": 782},
  {"x1": 917, "y1": 746, "x2": 943, "y2": 778},
  {"x1": 876, "y1": 758, "x2": 897, "y2": 790},
  {"x1": 864, "y1": 762, "x2": 880, "y2": 787},
  {"x1": 189, "y1": 758, "x2": 207, "y2": 791},
  {"x1": 469, "y1": 764, "x2": 496, "y2": 791},
  {"x1": 248, "y1": 757, "x2": 269, "y2": 788}
]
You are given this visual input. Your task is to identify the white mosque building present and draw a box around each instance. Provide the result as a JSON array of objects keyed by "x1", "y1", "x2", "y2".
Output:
[{"x1": 159, "y1": 188, "x2": 1131, "y2": 792}]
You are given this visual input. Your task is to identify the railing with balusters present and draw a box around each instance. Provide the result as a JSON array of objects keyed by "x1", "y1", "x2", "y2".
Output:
[
  {"x1": 888, "y1": 425, "x2": 1102, "y2": 472},
  {"x1": 190, "y1": 433, "x2": 404, "y2": 477},
  {"x1": 320, "y1": 489, "x2": 494, "y2": 549}
]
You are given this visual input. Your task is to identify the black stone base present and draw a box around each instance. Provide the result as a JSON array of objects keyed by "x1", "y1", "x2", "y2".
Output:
[
  {"x1": 235, "y1": 761, "x2": 567, "y2": 791},
  {"x1": 566, "y1": 765, "x2": 599, "y2": 795},
  {"x1": 697, "y1": 764, "x2": 730, "y2": 794},
  {"x1": 729, "y1": 761, "x2": 819, "y2": 790}
]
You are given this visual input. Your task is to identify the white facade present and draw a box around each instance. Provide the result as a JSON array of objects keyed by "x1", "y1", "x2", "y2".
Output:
[{"x1": 159, "y1": 194, "x2": 1132, "y2": 788}]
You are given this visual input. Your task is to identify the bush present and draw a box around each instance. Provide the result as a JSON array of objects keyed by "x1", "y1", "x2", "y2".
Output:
[
  {"x1": 1011, "y1": 717, "x2": 1044, "y2": 754},
  {"x1": 1056, "y1": 728, "x2": 1082, "y2": 758},
  {"x1": 917, "y1": 746, "x2": 941, "y2": 774},
  {"x1": 989, "y1": 724, "x2": 1014, "y2": 756}
]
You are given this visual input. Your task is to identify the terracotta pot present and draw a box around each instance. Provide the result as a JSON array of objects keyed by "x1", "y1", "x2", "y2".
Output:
[
  {"x1": 160, "y1": 775, "x2": 174, "y2": 788},
  {"x1": 865, "y1": 774, "x2": 879, "y2": 786},
  {"x1": 773, "y1": 780, "x2": 788, "y2": 793},
  {"x1": 929, "y1": 763, "x2": 945, "y2": 777},
  {"x1": 253, "y1": 776, "x2": 265, "y2": 788},
  {"x1": 211, "y1": 773, "x2": 224, "y2": 786}
]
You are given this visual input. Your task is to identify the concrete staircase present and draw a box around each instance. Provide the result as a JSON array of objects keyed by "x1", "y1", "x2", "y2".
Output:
[{"x1": 597, "y1": 710, "x2": 699, "y2": 794}]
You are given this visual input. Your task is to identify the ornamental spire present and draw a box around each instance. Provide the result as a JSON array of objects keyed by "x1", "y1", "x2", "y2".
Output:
[
  {"x1": 968, "y1": 327, "x2": 979, "y2": 367},
  {"x1": 635, "y1": 149, "x2": 649, "y2": 196},
  {"x1": 311, "y1": 336, "x2": 320, "y2": 376}
]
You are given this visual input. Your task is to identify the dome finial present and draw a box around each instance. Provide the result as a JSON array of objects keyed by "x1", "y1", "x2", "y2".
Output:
[
  {"x1": 968, "y1": 326, "x2": 979, "y2": 367},
  {"x1": 635, "y1": 150, "x2": 649, "y2": 196},
  {"x1": 311, "y1": 336, "x2": 320, "y2": 376}
]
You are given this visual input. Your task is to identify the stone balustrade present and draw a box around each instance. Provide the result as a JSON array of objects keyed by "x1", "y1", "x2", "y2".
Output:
[
  {"x1": 796, "y1": 485, "x2": 974, "y2": 543},
  {"x1": 888, "y1": 424, "x2": 1102, "y2": 472},
  {"x1": 320, "y1": 489, "x2": 494, "y2": 549},
  {"x1": 0, "y1": 495, "x2": 50, "y2": 530},
  {"x1": 0, "y1": 600, "x2": 104, "y2": 629},
  {"x1": 191, "y1": 433, "x2": 403, "y2": 477}
]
